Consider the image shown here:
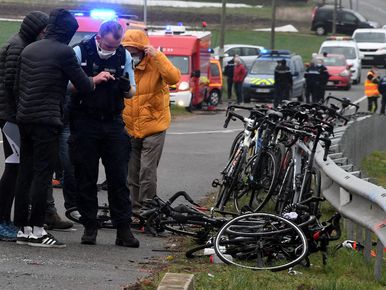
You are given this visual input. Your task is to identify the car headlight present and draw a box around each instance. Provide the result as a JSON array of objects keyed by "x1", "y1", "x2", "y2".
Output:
[
  {"x1": 339, "y1": 70, "x2": 350, "y2": 77},
  {"x1": 178, "y1": 82, "x2": 190, "y2": 91},
  {"x1": 177, "y1": 100, "x2": 185, "y2": 107},
  {"x1": 376, "y1": 48, "x2": 386, "y2": 54}
]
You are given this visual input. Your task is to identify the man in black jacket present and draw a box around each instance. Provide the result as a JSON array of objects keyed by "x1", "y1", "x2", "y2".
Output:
[
  {"x1": 274, "y1": 59, "x2": 293, "y2": 108},
  {"x1": 14, "y1": 8, "x2": 113, "y2": 248},
  {"x1": 224, "y1": 56, "x2": 235, "y2": 100},
  {"x1": 0, "y1": 11, "x2": 48, "y2": 241}
]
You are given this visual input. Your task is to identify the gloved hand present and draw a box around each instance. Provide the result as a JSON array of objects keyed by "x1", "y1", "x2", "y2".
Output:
[{"x1": 119, "y1": 72, "x2": 131, "y2": 93}]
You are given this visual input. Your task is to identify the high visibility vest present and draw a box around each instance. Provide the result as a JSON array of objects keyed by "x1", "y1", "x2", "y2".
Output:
[{"x1": 365, "y1": 79, "x2": 380, "y2": 97}]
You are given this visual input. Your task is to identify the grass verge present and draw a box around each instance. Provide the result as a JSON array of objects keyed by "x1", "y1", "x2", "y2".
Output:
[{"x1": 362, "y1": 150, "x2": 386, "y2": 187}]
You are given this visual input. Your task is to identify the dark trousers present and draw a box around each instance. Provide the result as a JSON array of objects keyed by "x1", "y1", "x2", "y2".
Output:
[
  {"x1": 274, "y1": 85, "x2": 290, "y2": 108},
  {"x1": 14, "y1": 124, "x2": 59, "y2": 227},
  {"x1": 305, "y1": 83, "x2": 325, "y2": 104},
  {"x1": 227, "y1": 77, "x2": 233, "y2": 99},
  {"x1": 381, "y1": 95, "x2": 386, "y2": 114},
  {"x1": 69, "y1": 116, "x2": 132, "y2": 229},
  {"x1": 0, "y1": 120, "x2": 19, "y2": 222},
  {"x1": 368, "y1": 96, "x2": 378, "y2": 113},
  {"x1": 234, "y1": 82, "x2": 243, "y2": 104},
  {"x1": 59, "y1": 125, "x2": 77, "y2": 210}
]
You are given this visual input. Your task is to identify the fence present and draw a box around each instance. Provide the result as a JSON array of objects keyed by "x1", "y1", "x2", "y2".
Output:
[{"x1": 315, "y1": 115, "x2": 386, "y2": 280}]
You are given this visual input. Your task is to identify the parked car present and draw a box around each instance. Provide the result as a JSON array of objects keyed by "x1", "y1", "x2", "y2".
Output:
[
  {"x1": 311, "y1": 5, "x2": 379, "y2": 36},
  {"x1": 352, "y1": 29, "x2": 386, "y2": 67},
  {"x1": 319, "y1": 36, "x2": 362, "y2": 84},
  {"x1": 314, "y1": 53, "x2": 352, "y2": 90},
  {"x1": 213, "y1": 44, "x2": 264, "y2": 70},
  {"x1": 242, "y1": 50, "x2": 305, "y2": 103}
]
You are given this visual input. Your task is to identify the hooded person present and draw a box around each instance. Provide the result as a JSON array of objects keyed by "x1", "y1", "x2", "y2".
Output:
[
  {"x1": 121, "y1": 29, "x2": 181, "y2": 217},
  {"x1": 13, "y1": 8, "x2": 112, "y2": 248},
  {"x1": 0, "y1": 11, "x2": 48, "y2": 241}
]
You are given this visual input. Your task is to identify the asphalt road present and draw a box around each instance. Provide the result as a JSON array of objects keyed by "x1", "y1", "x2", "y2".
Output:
[
  {"x1": 341, "y1": 0, "x2": 386, "y2": 26},
  {"x1": 0, "y1": 69, "x2": 376, "y2": 289}
]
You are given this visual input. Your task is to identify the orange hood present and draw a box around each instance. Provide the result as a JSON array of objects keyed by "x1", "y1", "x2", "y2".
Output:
[{"x1": 122, "y1": 29, "x2": 149, "y2": 50}]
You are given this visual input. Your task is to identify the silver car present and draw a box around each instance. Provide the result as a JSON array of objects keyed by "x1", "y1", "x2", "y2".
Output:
[{"x1": 213, "y1": 44, "x2": 264, "y2": 70}]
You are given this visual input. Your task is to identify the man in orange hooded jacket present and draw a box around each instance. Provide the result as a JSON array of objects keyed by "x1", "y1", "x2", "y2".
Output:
[{"x1": 121, "y1": 30, "x2": 181, "y2": 215}]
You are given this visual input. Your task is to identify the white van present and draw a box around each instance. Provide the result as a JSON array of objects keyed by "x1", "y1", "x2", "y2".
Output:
[
  {"x1": 352, "y1": 28, "x2": 386, "y2": 67},
  {"x1": 319, "y1": 36, "x2": 362, "y2": 84}
]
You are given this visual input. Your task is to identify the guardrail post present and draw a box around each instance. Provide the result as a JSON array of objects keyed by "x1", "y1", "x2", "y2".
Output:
[
  {"x1": 356, "y1": 224, "x2": 363, "y2": 244},
  {"x1": 364, "y1": 228, "x2": 372, "y2": 263},
  {"x1": 346, "y1": 219, "x2": 355, "y2": 240},
  {"x1": 374, "y1": 240, "x2": 384, "y2": 281}
]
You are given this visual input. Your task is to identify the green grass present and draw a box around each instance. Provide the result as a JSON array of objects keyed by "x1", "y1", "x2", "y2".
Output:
[
  {"x1": 0, "y1": 21, "x2": 20, "y2": 46},
  {"x1": 362, "y1": 150, "x2": 386, "y2": 187}
]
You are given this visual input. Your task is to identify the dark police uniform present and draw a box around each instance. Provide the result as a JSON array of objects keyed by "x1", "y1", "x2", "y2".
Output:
[
  {"x1": 274, "y1": 61, "x2": 293, "y2": 108},
  {"x1": 69, "y1": 36, "x2": 133, "y2": 230},
  {"x1": 378, "y1": 76, "x2": 386, "y2": 114},
  {"x1": 304, "y1": 63, "x2": 329, "y2": 103}
]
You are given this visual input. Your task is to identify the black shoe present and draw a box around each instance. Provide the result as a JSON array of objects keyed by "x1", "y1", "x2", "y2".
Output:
[
  {"x1": 28, "y1": 233, "x2": 66, "y2": 248},
  {"x1": 81, "y1": 227, "x2": 97, "y2": 245},
  {"x1": 116, "y1": 227, "x2": 140, "y2": 248},
  {"x1": 44, "y1": 213, "x2": 73, "y2": 230}
]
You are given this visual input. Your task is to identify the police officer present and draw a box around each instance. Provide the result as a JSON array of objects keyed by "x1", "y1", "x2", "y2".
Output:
[
  {"x1": 69, "y1": 20, "x2": 139, "y2": 247},
  {"x1": 304, "y1": 58, "x2": 329, "y2": 103},
  {"x1": 273, "y1": 59, "x2": 292, "y2": 108},
  {"x1": 378, "y1": 74, "x2": 386, "y2": 114}
]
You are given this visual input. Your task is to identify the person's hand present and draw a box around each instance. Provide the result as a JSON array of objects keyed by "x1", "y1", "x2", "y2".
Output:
[
  {"x1": 144, "y1": 45, "x2": 157, "y2": 57},
  {"x1": 119, "y1": 73, "x2": 131, "y2": 92},
  {"x1": 93, "y1": 71, "x2": 115, "y2": 85}
]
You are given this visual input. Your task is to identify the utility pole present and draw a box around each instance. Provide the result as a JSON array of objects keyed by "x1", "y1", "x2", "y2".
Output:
[
  {"x1": 270, "y1": 0, "x2": 277, "y2": 49},
  {"x1": 219, "y1": 0, "x2": 226, "y2": 70},
  {"x1": 349, "y1": 0, "x2": 353, "y2": 9},
  {"x1": 332, "y1": 0, "x2": 337, "y2": 34},
  {"x1": 144, "y1": 0, "x2": 147, "y2": 26}
]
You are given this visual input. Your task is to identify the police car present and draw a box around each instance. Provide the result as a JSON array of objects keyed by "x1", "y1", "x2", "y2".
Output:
[
  {"x1": 242, "y1": 50, "x2": 305, "y2": 103},
  {"x1": 69, "y1": 9, "x2": 142, "y2": 46}
]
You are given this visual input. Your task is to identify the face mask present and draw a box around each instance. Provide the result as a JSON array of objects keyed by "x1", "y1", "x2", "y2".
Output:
[
  {"x1": 97, "y1": 42, "x2": 116, "y2": 60},
  {"x1": 131, "y1": 53, "x2": 144, "y2": 67}
]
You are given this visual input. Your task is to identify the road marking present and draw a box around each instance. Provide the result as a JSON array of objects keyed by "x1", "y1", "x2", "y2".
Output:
[
  {"x1": 167, "y1": 129, "x2": 241, "y2": 135},
  {"x1": 354, "y1": 96, "x2": 367, "y2": 104}
]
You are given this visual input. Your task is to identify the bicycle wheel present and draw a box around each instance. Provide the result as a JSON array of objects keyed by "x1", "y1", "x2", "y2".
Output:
[
  {"x1": 229, "y1": 131, "x2": 244, "y2": 158},
  {"x1": 216, "y1": 148, "x2": 247, "y2": 211},
  {"x1": 275, "y1": 163, "x2": 294, "y2": 215},
  {"x1": 234, "y1": 150, "x2": 277, "y2": 213},
  {"x1": 214, "y1": 213, "x2": 308, "y2": 271},
  {"x1": 162, "y1": 218, "x2": 212, "y2": 241}
]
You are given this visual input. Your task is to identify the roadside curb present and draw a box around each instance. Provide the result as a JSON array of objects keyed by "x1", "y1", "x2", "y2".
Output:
[{"x1": 157, "y1": 273, "x2": 194, "y2": 290}]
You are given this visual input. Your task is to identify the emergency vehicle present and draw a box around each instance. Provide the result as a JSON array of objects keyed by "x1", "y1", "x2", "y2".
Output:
[{"x1": 148, "y1": 26, "x2": 222, "y2": 110}]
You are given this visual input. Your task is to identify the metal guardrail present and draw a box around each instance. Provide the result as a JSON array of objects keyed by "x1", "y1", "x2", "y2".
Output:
[{"x1": 315, "y1": 116, "x2": 386, "y2": 280}]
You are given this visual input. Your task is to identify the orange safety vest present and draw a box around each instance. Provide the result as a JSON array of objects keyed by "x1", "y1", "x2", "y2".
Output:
[{"x1": 365, "y1": 72, "x2": 380, "y2": 97}]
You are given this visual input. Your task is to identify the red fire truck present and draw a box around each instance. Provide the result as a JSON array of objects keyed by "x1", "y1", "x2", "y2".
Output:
[{"x1": 149, "y1": 26, "x2": 222, "y2": 110}]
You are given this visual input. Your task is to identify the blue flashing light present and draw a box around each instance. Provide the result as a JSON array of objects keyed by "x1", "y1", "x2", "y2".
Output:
[
  {"x1": 73, "y1": 12, "x2": 85, "y2": 17},
  {"x1": 260, "y1": 48, "x2": 268, "y2": 54},
  {"x1": 90, "y1": 9, "x2": 117, "y2": 20},
  {"x1": 178, "y1": 22, "x2": 183, "y2": 26}
]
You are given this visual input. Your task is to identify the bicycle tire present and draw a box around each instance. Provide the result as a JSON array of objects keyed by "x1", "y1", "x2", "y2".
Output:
[
  {"x1": 234, "y1": 150, "x2": 278, "y2": 213},
  {"x1": 214, "y1": 212, "x2": 308, "y2": 271},
  {"x1": 65, "y1": 205, "x2": 115, "y2": 229},
  {"x1": 229, "y1": 131, "x2": 244, "y2": 158}
]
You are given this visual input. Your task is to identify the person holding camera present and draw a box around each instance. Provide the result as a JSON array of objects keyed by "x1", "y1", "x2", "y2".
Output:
[{"x1": 69, "y1": 20, "x2": 139, "y2": 247}]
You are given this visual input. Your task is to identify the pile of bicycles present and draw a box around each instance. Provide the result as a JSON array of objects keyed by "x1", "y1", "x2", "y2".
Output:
[{"x1": 65, "y1": 96, "x2": 362, "y2": 271}]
